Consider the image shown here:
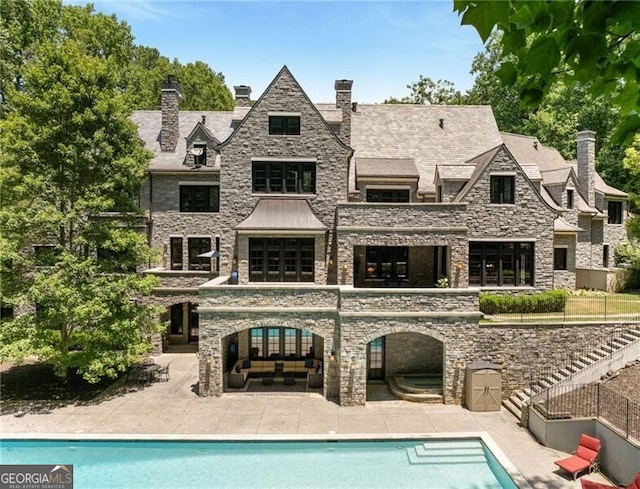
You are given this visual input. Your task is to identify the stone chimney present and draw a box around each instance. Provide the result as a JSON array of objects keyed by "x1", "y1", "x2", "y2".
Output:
[
  {"x1": 160, "y1": 75, "x2": 180, "y2": 152},
  {"x1": 335, "y1": 79, "x2": 353, "y2": 145},
  {"x1": 234, "y1": 85, "x2": 252, "y2": 107},
  {"x1": 577, "y1": 130, "x2": 596, "y2": 207}
]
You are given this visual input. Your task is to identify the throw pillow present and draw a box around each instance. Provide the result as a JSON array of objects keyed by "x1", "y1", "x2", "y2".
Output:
[
  {"x1": 242, "y1": 359, "x2": 251, "y2": 369},
  {"x1": 304, "y1": 359, "x2": 314, "y2": 369},
  {"x1": 235, "y1": 365, "x2": 241, "y2": 373}
]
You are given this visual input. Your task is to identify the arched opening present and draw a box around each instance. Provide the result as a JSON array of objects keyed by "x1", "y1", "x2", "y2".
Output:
[
  {"x1": 366, "y1": 332, "x2": 444, "y2": 403},
  {"x1": 223, "y1": 326, "x2": 325, "y2": 394}
]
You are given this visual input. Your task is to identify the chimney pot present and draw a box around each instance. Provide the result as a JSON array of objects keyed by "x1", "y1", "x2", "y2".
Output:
[{"x1": 335, "y1": 79, "x2": 353, "y2": 145}]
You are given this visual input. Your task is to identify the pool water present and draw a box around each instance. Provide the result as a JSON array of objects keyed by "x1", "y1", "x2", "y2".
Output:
[{"x1": 1, "y1": 438, "x2": 519, "y2": 489}]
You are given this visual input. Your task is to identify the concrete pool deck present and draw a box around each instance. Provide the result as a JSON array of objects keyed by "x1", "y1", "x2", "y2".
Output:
[{"x1": 1, "y1": 353, "x2": 614, "y2": 489}]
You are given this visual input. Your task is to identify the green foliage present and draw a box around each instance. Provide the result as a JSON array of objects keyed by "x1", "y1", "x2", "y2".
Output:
[
  {"x1": 479, "y1": 290, "x2": 568, "y2": 315},
  {"x1": 0, "y1": 10, "x2": 162, "y2": 382},
  {"x1": 436, "y1": 276, "x2": 450, "y2": 288},
  {"x1": 385, "y1": 76, "x2": 464, "y2": 105},
  {"x1": 0, "y1": 1, "x2": 233, "y2": 114},
  {"x1": 454, "y1": 0, "x2": 640, "y2": 145},
  {"x1": 614, "y1": 242, "x2": 640, "y2": 288}
]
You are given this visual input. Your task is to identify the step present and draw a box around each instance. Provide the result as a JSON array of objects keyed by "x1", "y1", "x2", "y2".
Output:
[
  {"x1": 620, "y1": 333, "x2": 638, "y2": 343},
  {"x1": 557, "y1": 367, "x2": 574, "y2": 378},
  {"x1": 521, "y1": 387, "x2": 532, "y2": 398},
  {"x1": 420, "y1": 441, "x2": 482, "y2": 451},
  {"x1": 611, "y1": 338, "x2": 629, "y2": 348},
  {"x1": 516, "y1": 390, "x2": 530, "y2": 403},
  {"x1": 551, "y1": 371, "x2": 566, "y2": 382},
  {"x1": 502, "y1": 398, "x2": 522, "y2": 420},
  {"x1": 585, "y1": 352, "x2": 604, "y2": 362},
  {"x1": 414, "y1": 445, "x2": 484, "y2": 457},
  {"x1": 407, "y1": 449, "x2": 486, "y2": 465},
  {"x1": 600, "y1": 345, "x2": 614, "y2": 353}
]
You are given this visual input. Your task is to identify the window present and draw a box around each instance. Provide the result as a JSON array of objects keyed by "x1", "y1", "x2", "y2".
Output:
[
  {"x1": 566, "y1": 189, "x2": 574, "y2": 209},
  {"x1": 554, "y1": 248, "x2": 568, "y2": 270},
  {"x1": 608, "y1": 201, "x2": 623, "y2": 224},
  {"x1": 252, "y1": 161, "x2": 315, "y2": 194},
  {"x1": 469, "y1": 242, "x2": 534, "y2": 286},
  {"x1": 97, "y1": 247, "x2": 136, "y2": 272},
  {"x1": 179, "y1": 185, "x2": 219, "y2": 212},
  {"x1": 0, "y1": 305, "x2": 14, "y2": 320},
  {"x1": 365, "y1": 247, "x2": 408, "y2": 282},
  {"x1": 490, "y1": 175, "x2": 515, "y2": 204},
  {"x1": 269, "y1": 115, "x2": 300, "y2": 135},
  {"x1": 249, "y1": 327, "x2": 315, "y2": 358},
  {"x1": 188, "y1": 237, "x2": 211, "y2": 271},
  {"x1": 170, "y1": 237, "x2": 183, "y2": 270},
  {"x1": 249, "y1": 238, "x2": 314, "y2": 282},
  {"x1": 603, "y1": 245, "x2": 610, "y2": 268},
  {"x1": 366, "y1": 189, "x2": 410, "y2": 203}
]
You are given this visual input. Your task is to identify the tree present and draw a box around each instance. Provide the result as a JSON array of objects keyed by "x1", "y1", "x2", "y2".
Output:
[
  {"x1": 454, "y1": 0, "x2": 640, "y2": 145},
  {"x1": 0, "y1": 36, "x2": 162, "y2": 382},
  {"x1": 466, "y1": 33, "x2": 528, "y2": 134},
  {"x1": 385, "y1": 76, "x2": 464, "y2": 105}
]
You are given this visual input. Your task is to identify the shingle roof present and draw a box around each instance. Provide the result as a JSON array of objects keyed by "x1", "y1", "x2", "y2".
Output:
[
  {"x1": 501, "y1": 132, "x2": 569, "y2": 172},
  {"x1": 350, "y1": 105, "x2": 503, "y2": 194},
  {"x1": 541, "y1": 167, "x2": 573, "y2": 186},
  {"x1": 235, "y1": 198, "x2": 327, "y2": 231},
  {"x1": 131, "y1": 111, "x2": 235, "y2": 170},
  {"x1": 355, "y1": 158, "x2": 419, "y2": 178},
  {"x1": 554, "y1": 217, "x2": 583, "y2": 233},
  {"x1": 434, "y1": 165, "x2": 476, "y2": 182}
]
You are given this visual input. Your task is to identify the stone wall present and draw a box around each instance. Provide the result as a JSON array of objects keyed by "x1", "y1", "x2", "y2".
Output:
[
  {"x1": 474, "y1": 322, "x2": 625, "y2": 396},
  {"x1": 217, "y1": 67, "x2": 352, "y2": 281},
  {"x1": 463, "y1": 148, "x2": 556, "y2": 290},
  {"x1": 385, "y1": 333, "x2": 443, "y2": 376},
  {"x1": 339, "y1": 288, "x2": 478, "y2": 313},
  {"x1": 553, "y1": 234, "x2": 576, "y2": 289}
]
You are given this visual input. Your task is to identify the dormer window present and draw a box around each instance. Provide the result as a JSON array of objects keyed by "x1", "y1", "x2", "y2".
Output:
[
  {"x1": 191, "y1": 143, "x2": 207, "y2": 166},
  {"x1": 567, "y1": 189, "x2": 574, "y2": 209},
  {"x1": 269, "y1": 114, "x2": 300, "y2": 135}
]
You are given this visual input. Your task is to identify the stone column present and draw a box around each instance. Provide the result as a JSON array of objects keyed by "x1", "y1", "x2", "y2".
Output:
[{"x1": 577, "y1": 130, "x2": 596, "y2": 208}]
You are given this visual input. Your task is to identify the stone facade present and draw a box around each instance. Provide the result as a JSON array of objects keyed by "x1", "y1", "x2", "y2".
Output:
[{"x1": 133, "y1": 67, "x2": 630, "y2": 406}]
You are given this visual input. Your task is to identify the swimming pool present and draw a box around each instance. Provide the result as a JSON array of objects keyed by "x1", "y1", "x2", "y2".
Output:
[{"x1": 1, "y1": 437, "x2": 522, "y2": 488}]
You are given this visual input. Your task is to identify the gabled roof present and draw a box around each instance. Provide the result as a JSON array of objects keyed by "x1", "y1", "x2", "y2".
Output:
[
  {"x1": 595, "y1": 173, "x2": 628, "y2": 198},
  {"x1": 355, "y1": 158, "x2": 419, "y2": 179},
  {"x1": 501, "y1": 132, "x2": 569, "y2": 172},
  {"x1": 235, "y1": 198, "x2": 327, "y2": 232},
  {"x1": 350, "y1": 105, "x2": 502, "y2": 195},
  {"x1": 541, "y1": 167, "x2": 575, "y2": 186},
  {"x1": 216, "y1": 65, "x2": 352, "y2": 153},
  {"x1": 186, "y1": 121, "x2": 218, "y2": 144},
  {"x1": 453, "y1": 144, "x2": 559, "y2": 213}
]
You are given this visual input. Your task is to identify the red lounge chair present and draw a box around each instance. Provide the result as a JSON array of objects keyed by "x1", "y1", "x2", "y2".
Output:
[
  {"x1": 554, "y1": 434, "x2": 602, "y2": 481},
  {"x1": 581, "y1": 473, "x2": 640, "y2": 489}
]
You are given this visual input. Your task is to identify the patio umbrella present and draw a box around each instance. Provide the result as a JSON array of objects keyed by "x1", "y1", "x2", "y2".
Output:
[{"x1": 197, "y1": 250, "x2": 220, "y2": 258}]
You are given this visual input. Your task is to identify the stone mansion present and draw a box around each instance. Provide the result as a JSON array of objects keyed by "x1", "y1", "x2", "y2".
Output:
[{"x1": 132, "y1": 66, "x2": 628, "y2": 406}]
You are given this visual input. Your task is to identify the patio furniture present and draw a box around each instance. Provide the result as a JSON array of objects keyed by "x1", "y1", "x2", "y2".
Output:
[
  {"x1": 581, "y1": 473, "x2": 640, "y2": 489},
  {"x1": 262, "y1": 374, "x2": 274, "y2": 386},
  {"x1": 283, "y1": 371, "x2": 296, "y2": 385},
  {"x1": 554, "y1": 434, "x2": 602, "y2": 481},
  {"x1": 157, "y1": 365, "x2": 170, "y2": 382}
]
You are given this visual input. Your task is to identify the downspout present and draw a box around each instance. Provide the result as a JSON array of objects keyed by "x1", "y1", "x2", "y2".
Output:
[{"x1": 147, "y1": 171, "x2": 153, "y2": 268}]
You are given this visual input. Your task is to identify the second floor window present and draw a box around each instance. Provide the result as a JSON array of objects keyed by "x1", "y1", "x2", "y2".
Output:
[
  {"x1": 566, "y1": 189, "x2": 574, "y2": 209},
  {"x1": 252, "y1": 162, "x2": 316, "y2": 194},
  {"x1": 366, "y1": 189, "x2": 410, "y2": 203},
  {"x1": 608, "y1": 201, "x2": 623, "y2": 224},
  {"x1": 490, "y1": 175, "x2": 515, "y2": 204},
  {"x1": 269, "y1": 115, "x2": 300, "y2": 135},
  {"x1": 180, "y1": 185, "x2": 219, "y2": 212}
]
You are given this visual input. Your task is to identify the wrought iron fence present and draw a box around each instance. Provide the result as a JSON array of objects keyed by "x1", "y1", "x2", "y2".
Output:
[
  {"x1": 529, "y1": 323, "x2": 640, "y2": 393},
  {"x1": 488, "y1": 294, "x2": 640, "y2": 323},
  {"x1": 531, "y1": 383, "x2": 640, "y2": 441}
]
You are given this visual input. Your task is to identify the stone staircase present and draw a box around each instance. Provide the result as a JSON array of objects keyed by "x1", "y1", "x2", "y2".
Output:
[
  {"x1": 502, "y1": 326, "x2": 640, "y2": 422},
  {"x1": 388, "y1": 375, "x2": 444, "y2": 403}
]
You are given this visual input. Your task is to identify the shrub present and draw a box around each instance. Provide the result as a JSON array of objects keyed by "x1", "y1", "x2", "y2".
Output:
[{"x1": 480, "y1": 290, "x2": 568, "y2": 315}]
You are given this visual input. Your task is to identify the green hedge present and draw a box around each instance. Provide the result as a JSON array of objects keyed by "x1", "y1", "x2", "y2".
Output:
[{"x1": 480, "y1": 290, "x2": 568, "y2": 315}]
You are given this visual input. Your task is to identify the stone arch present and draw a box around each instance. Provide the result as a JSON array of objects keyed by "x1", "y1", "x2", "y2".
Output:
[{"x1": 198, "y1": 312, "x2": 338, "y2": 399}]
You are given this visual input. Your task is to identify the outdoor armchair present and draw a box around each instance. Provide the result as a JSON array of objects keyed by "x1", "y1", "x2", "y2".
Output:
[{"x1": 554, "y1": 433, "x2": 602, "y2": 481}]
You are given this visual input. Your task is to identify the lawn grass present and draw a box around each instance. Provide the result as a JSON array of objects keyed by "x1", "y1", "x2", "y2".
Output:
[{"x1": 483, "y1": 291, "x2": 640, "y2": 323}]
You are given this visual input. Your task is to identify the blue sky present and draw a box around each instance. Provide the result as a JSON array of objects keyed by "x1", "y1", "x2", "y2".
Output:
[{"x1": 82, "y1": 1, "x2": 486, "y2": 103}]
